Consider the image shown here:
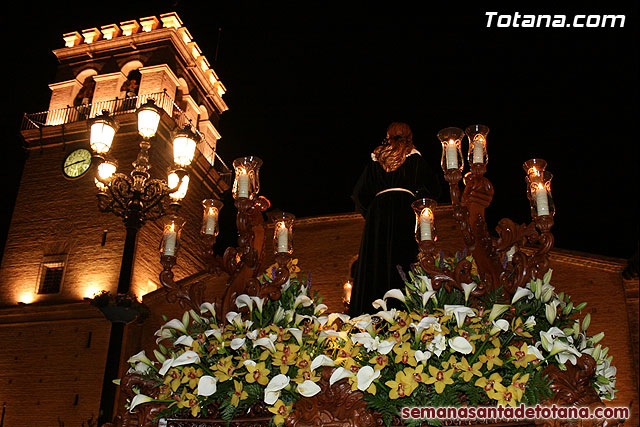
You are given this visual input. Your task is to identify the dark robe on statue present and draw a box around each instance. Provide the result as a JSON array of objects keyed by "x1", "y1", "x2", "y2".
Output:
[{"x1": 349, "y1": 150, "x2": 440, "y2": 316}]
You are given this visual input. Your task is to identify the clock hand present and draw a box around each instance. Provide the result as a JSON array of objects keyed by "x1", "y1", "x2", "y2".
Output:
[{"x1": 65, "y1": 159, "x2": 89, "y2": 168}]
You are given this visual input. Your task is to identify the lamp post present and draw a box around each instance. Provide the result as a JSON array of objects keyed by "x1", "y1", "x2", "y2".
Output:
[{"x1": 89, "y1": 98, "x2": 199, "y2": 424}]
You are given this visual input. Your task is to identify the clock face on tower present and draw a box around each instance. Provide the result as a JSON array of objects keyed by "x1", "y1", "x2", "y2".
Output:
[{"x1": 62, "y1": 148, "x2": 92, "y2": 178}]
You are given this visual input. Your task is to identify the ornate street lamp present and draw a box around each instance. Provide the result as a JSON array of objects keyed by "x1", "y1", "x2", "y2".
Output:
[{"x1": 89, "y1": 99, "x2": 200, "y2": 424}]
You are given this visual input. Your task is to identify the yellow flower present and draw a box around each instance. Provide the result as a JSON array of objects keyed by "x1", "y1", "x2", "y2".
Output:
[
  {"x1": 512, "y1": 317, "x2": 533, "y2": 338},
  {"x1": 268, "y1": 399, "x2": 293, "y2": 426},
  {"x1": 475, "y1": 372, "x2": 506, "y2": 397},
  {"x1": 181, "y1": 366, "x2": 203, "y2": 389},
  {"x1": 164, "y1": 367, "x2": 182, "y2": 392},
  {"x1": 230, "y1": 380, "x2": 248, "y2": 407},
  {"x1": 403, "y1": 365, "x2": 427, "y2": 384},
  {"x1": 510, "y1": 373, "x2": 530, "y2": 400},
  {"x1": 390, "y1": 313, "x2": 411, "y2": 336},
  {"x1": 293, "y1": 367, "x2": 320, "y2": 384},
  {"x1": 457, "y1": 357, "x2": 483, "y2": 382},
  {"x1": 393, "y1": 342, "x2": 417, "y2": 366},
  {"x1": 369, "y1": 354, "x2": 389, "y2": 371},
  {"x1": 272, "y1": 343, "x2": 300, "y2": 374},
  {"x1": 425, "y1": 365, "x2": 454, "y2": 394},
  {"x1": 478, "y1": 347, "x2": 503, "y2": 370},
  {"x1": 508, "y1": 343, "x2": 538, "y2": 369},
  {"x1": 493, "y1": 385, "x2": 521, "y2": 408},
  {"x1": 385, "y1": 370, "x2": 418, "y2": 399},
  {"x1": 334, "y1": 340, "x2": 356, "y2": 365},
  {"x1": 442, "y1": 355, "x2": 458, "y2": 372},
  {"x1": 213, "y1": 356, "x2": 236, "y2": 382},
  {"x1": 176, "y1": 391, "x2": 200, "y2": 417},
  {"x1": 245, "y1": 361, "x2": 271, "y2": 386}
]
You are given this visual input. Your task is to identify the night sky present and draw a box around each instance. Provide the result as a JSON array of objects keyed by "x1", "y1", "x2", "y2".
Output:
[{"x1": 0, "y1": 2, "x2": 637, "y2": 262}]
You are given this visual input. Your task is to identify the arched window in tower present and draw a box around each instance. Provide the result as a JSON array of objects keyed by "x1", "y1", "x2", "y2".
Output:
[
  {"x1": 120, "y1": 69, "x2": 141, "y2": 111},
  {"x1": 73, "y1": 75, "x2": 95, "y2": 120}
]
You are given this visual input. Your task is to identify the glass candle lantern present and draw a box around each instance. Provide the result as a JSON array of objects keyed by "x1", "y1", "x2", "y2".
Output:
[
  {"x1": 232, "y1": 156, "x2": 263, "y2": 199},
  {"x1": 527, "y1": 171, "x2": 555, "y2": 217},
  {"x1": 97, "y1": 160, "x2": 117, "y2": 181},
  {"x1": 465, "y1": 124, "x2": 490, "y2": 165},
  {"x1": 160, "y1": 215, "x2": 186, "y2": 257},
  {"x1": 343, "y1": 280, "x2": 353, "y2": 305},
  {"x1": 172, "y1": 125, "x2": 200, "y2": 167},
  {"x1": 437, "y1": 127, "x2": 465, "y2": 172},
  {"x1": 168, "y1": 173, "x2": 190, "y2": 201},
  {"x1": 412, "y1": 198, "x2": 437, "y2": 242},
  {"x1": 89, "y1": 110, "x2": 118, "y2": 154},
  {"x1": 273, "y1": 212, "x2": 295, "y2": 254},
  {"x1": 136, "y1": 99, "x2": 162, "y2": 139},
  {"x1": 523, "y1": 158, "x2": 547, "y2": 182},
  {"x1": 201, "y1": 198, "x2": 223, "y2": 236}
]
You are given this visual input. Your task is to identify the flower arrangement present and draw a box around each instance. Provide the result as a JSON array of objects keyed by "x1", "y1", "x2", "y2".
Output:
[{"x1": 123, "y1": 257, "x2": 617, "y2": 425}]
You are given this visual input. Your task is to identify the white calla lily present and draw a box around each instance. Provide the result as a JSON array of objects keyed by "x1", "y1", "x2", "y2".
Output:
[
  {"x1": 172, "y1": 350, "x2": 200, "y2": 367},
  {"x1": 417, "y1": 275, "x2": 434, "y2": 292},
  {"x1": 414, "y1": 350, "x2": 432, "y2": 364},
  {"x1": 159, "y1": 318, "x2": 187, "y2": 334},
  {"x1": 512, "y1": 287, "x2": 533, "y2": 304},
  {"x1": 297, "y1": 380, "x2": 322, "y2": 397},
  {"x1": 490, "y1": 319, "x2": 509, "y2": 336},
  {"x1": 377, "y1": 339, "x2": 396, "y2": 355},
  {"x1": 230, "y1": 337, "x2": 246, "y2": 350},
  {"x1": 127, "y1": 350, "x2": 152, "y2": 366},
  {"x1": 158, "y1": 358, "x2": 174, "y2": 376},
  {"x1": 461, "y1": 282, "x2": 477, "y2": 302},
  {"x1": 374, "y1": 309, "x2": 398, "y2": 323},
  {"x1": 444, "y1": 305, "x2": 476, "y2": 328},
  {"x1": 327, "y1": 313, "x2": 350, "y2": 325},
  {"x1": 253, "y1": 337, "x2": 277, "y2": 353},
  {"x1": 250, "y1": 296, "x2": 265, "y2": 312},
  {"x1": 174, "y1": 335, "x2": 195, "y2": 347},
  {"x1": 449, "y1": 336, "x2": 473, "y2": 354},
  {"x1": 264, "y1": 374, "x2": 290, "y2": 404},
  {"x1": 527, "y1": 345, "x2": 544, "y2": 360},
  {"x1": 129, "y1": 393, "x2": 154, "y2": 412},
  {"x1": 287, "y1": 328, "x2": 303, "y2": 346},
  {"x1": 421, "y1": 290, "x2": 438, "y2": 307},
  {"x1": 329, "y1": 367, "x2": 355, "y2": 386},
  {"x1": 154, "y1": 328, "x2": 173, "y2": 344},
  {"x1": 310, "y1": 354, "x2": 335, "y2": 371},
  {"x1": 200, "y1": 302, "x2": 217, "y2": 318},
  {"x1": 356, "y1": 366, "x2": 380, "y2": 391},
  {"x1": 204, "y1": 328, "x2": 223, "y2": 341},
  {"x1": 197, "y1": 375, "x2": 218, "y2": 396},
  {"x1": 314, "y1": 304, "x2": 328, "y2": 315},
  {"x1": 294, "y1": 295, "x2": 313, "y2": 308},
  {"x1": 371, "y1": 299, "x2": 387, "y2": 311},
  {"x1": 383, "y1": 288, "x2": 406, "y2": 303},
  {"x1": 235, "y1": 294, "x2": 253, "y2": 311}
]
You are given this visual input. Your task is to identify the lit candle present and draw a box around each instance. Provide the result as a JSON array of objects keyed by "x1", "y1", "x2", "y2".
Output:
[
  {"x1": 276, "y1": 222, "x2": 288, "y2": 253},
  {"x1": 344, "y1": 281, "x2": 353, "y2": 304},
  {"x1": 472, "y1": 137, "x2": 484, "y2": 164},
  {"x1": 534, "y1": 183, "x2": 549, "y2": 216},
  {"x1": 446, "y1": 140, "x2": 458, "y2": 169},
  {"x1": 163, "y1": 224, "x2": 177, "y2": 256},
  {"x1": 419, "y1": 208, "x2": 433, "y2": 241},
  {"x1": 237, "y1": 169, "x2": 249, "y2": 198},
  {"x1": 203, "y1": 207, "x2": 218, "y2": 235}
]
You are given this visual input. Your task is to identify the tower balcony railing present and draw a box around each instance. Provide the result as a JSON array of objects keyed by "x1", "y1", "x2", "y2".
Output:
[{"x1": 20, "y1": 91, "x2": 231, "y2": 182}]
